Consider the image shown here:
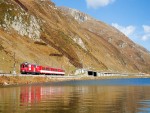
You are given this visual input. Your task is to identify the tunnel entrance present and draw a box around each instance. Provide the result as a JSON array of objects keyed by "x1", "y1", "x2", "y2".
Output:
[
  {"x1": 88, "y1": 71, "x2": 93, "y2": 76},
  {"x1": 94, "y1": 72, "x2": 97, "y2": 77},
  {"x1": 88, "y1": 71, "x2": 97, "y2": 77}
]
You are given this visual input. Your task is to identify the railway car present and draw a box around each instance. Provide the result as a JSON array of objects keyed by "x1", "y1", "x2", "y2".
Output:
[{"x1": 20, "y1": 62, "x2": 65, "y2": 75}]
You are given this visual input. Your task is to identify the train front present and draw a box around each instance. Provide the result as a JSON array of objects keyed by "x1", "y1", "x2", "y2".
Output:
[{"x1": 20, "y1": 62, "x2": 29, "y2": 74}]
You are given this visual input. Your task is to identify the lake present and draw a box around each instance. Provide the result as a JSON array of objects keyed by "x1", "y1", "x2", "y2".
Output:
[{"x1": 1, "y1": 78, "x2": 150, "y2": 113}]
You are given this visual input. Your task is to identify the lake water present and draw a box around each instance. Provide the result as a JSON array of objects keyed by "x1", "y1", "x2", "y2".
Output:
[{"x1": 1, "y1": 78, "x2": 150, "y2": 113}]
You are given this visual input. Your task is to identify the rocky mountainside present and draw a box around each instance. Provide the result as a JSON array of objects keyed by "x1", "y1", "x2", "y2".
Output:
[{"x1": 0, "y1": 0, "x2": 150, "y2": 74}]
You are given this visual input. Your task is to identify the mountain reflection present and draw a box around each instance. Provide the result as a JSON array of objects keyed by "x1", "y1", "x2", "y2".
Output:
[
  {"x1": 19, "y1": 85, "x2": 150, "y2": 113},
  {"x1": 1, "y1": 83, "x2": 150, "y2": 113}
]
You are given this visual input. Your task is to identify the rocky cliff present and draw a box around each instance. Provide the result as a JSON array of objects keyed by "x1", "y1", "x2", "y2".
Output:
[{"x1": 0, "y1": 0, "x2": 150, "y2": 74}]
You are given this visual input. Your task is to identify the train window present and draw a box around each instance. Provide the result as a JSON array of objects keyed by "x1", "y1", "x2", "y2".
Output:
[
  {"x1": 22, "y1": 65, "x2": 24, "y2": 68},
  {"x1": 25, "y1": 65, "x2": 28, "y2": 68},
  {"x1": 21, "y1": 64, "x2": 28, "y2": 68}
]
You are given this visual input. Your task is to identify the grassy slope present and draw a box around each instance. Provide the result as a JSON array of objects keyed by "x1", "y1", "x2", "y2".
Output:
[{"x1": 0, "y1": 0, "x2": 150, "y2": 74}]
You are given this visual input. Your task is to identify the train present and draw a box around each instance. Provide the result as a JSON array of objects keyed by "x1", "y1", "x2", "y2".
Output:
[{"x1": 20, "y1": 62, "x2": 65, "y2": 75}]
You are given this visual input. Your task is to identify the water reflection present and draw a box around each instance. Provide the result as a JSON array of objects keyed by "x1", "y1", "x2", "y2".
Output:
[
  {"x1": 20, "y1": 86, "x2": 41, "y2": 106},
  {"x1": 20, "y1": 86, "x2": 63, "y2": 106},
  {"x1": 1, "y1": 80, "x2": 150, "y2": 113}
]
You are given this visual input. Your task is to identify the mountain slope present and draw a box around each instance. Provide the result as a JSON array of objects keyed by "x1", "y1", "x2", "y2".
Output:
[{"x1": 0, "y1": 0, "x2": 150, "y2": 74}]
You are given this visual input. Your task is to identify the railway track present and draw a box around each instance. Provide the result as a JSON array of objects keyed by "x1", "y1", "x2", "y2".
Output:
[
  {"x1": 0, "y1": 73, "x2": 81, "y2": 79},
  {"x1": 0, "y1": 73, "x2": 148, "y2": 78}
]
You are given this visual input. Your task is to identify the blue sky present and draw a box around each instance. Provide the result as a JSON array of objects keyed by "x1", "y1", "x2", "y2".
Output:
[{"x1": 52, "y1": 0, "x2": 150, "y2": 51}]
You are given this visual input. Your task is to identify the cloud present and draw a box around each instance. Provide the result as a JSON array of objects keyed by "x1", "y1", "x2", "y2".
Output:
[
  {"x1": 86, "y1": 0, "x2": 115, "y2": 9},
  {"x1": 143, "y1": 25, "x2": 150, "y2": 33},
  {"x1": 111, "y1": 24, "x2": 150, "y2": 50},
  {"x1": 112, "y1": 23, "x2": 136, "y2": 37},
  {"x1": 141, "y1": 25, "x2": 150, "y2": 41},
  {"x1": 141, "y1": 34, "x2": 150, "y2": 41}
]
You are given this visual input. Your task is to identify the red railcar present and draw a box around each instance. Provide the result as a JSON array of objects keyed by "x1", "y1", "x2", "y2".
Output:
[{"x1": 20, "y1": 62, "x2": 65, "y2": 75}]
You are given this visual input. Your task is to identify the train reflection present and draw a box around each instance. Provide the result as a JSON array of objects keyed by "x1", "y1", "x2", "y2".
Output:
[{"x1": 20, "y1": 86, "x2": 63, "y2": 106}]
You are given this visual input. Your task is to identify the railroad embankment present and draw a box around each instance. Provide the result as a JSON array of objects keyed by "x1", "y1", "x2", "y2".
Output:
[
  {"x1": 0, "y1": 74, "x2": 150, "y2": 87},
  {"x1": 0, "y1": 75, "x2": 82, "y2": 86}
]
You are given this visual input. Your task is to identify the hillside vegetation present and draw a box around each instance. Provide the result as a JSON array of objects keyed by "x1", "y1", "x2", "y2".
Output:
[{"x1": 0, "y1": 0, "x2": 150, "y2": 74}]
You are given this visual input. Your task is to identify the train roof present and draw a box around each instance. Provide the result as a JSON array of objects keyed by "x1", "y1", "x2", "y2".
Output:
[{"x1": 21, "y1": 62, "x2": 64, "y2": 70}]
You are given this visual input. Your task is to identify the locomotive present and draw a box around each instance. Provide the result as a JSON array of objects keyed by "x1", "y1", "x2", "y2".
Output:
[{"x1": 20, "y1": 62, "x2": 65, "y2": 75}]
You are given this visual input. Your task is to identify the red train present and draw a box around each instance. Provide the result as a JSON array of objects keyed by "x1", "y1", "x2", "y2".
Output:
[{"x1": 20, "y1": 62, "x2": 65, "y2": 75}]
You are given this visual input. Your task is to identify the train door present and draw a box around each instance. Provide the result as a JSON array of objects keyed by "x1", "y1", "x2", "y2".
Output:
[
  {"x1": 28, "y1": 64, "x2": 31, "y2": 73},
  {"x1": 31, "y1": 65, "x2": 36, "y2": 74},
  {"x1": 35, "y1": 66, "x2": 41, "y2": 74}
]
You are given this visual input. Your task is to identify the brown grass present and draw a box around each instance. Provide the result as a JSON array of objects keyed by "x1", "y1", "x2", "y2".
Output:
[{"x1": 0, "y1": 0, "x2": 150, "y2": 76}]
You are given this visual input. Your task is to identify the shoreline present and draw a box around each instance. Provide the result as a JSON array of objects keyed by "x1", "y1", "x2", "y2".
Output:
[{"x1": 0, "y1": 75, "x2": 150, "y2": 87}]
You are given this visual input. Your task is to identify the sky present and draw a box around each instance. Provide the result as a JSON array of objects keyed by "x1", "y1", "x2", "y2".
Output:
[{"x1": 52, "y1": 0, "x2": 150, "y2": 51}]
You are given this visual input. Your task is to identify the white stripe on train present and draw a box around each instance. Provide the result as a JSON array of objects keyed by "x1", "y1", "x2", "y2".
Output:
[{"x1": 40, "y1": 70, "x2": 65, "y2": 75}]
